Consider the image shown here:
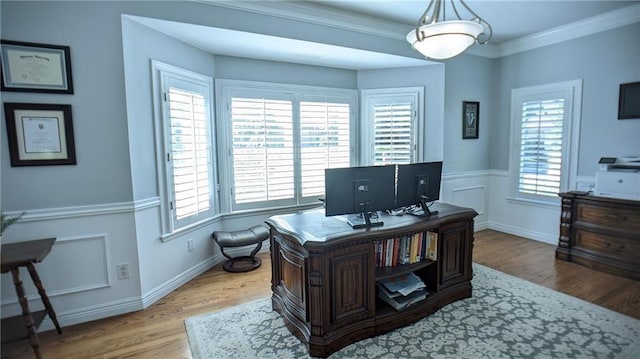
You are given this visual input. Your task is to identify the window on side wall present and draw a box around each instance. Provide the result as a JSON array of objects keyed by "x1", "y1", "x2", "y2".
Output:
[
  {"x1": 217, "y1": 80, "x2": 357, "y2": 212},
  {"x1": 361, "y1": 87, "x2": 424, "y2": 166},
  {"x1": 508, "y1": 80, "x2": 582, "y2": 205},
  {"x1": 152, "y1": 61, "x2": 216, "y2": 234}
]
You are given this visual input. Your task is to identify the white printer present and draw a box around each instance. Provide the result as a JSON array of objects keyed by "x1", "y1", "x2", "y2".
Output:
[{"x1": 595, "y1": 156, "x2": 640, "y2": 200}]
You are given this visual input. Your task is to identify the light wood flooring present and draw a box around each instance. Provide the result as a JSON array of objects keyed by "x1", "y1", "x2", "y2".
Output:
[{"x1": 2, "y1": 229, "x2": 639, "y2": 358}]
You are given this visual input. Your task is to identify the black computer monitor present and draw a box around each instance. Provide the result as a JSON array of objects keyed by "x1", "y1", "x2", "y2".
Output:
[
  {"x1": 324, "y1": 165, "x2": 396, "y2": 229},
  {"x1": 396, "y1": 161, "x2": 443, "y2": 217}
]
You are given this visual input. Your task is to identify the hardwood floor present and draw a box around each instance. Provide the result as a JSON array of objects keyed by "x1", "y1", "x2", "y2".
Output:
[{"x1": 3, "y1": 229, "x2": 639, "y2": 358}]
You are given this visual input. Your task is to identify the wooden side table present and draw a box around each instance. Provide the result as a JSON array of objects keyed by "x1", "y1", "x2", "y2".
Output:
[{"x1": 1, "y1": 238, "x2": 62, "y2": 359}]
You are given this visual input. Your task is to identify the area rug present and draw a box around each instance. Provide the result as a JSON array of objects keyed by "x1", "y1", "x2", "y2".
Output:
[{"x1": 185, "y1": 264, "x2": 640, "y2": 358}]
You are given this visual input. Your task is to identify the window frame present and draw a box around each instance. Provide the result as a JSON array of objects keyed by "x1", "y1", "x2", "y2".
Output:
[
  {"x1": 508, "y1": 80, "x2": 583, "y2": 206},
  {"x1": 360, "y1": 87, "x2": 424, "y2": 166},
  {"x1": 215, "y1": 79, "x2": 358, "y2": 213},
  {"x1": 151, "y1": 61, "x2": 218, "y2": 235}
]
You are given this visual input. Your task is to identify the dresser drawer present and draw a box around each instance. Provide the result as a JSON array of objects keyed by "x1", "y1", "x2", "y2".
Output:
[
  {"x1": 574, "y1": 230, "x2": 640, "y2": 263},
  {"x1": 575, "y1": 202, "x2": 640, "y2": 231}
]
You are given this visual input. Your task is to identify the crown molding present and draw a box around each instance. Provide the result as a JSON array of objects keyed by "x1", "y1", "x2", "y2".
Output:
[
  {"x1": 196, "y1": 0, "x2": 409, "y2": 40},
  {"x1": 196, "y1": 1, "x2": 640, "y2": 59},
  {"x1": 494, "y1": 3, "x2": 640, "y2": 58}
]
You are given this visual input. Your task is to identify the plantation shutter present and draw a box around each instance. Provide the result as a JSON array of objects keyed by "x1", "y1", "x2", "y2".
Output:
[
  {"x1": 372, "y1": 103, "x2": 413, "y2": 165},
  {"x1": 167, "y1": 86, "x2": 212, "y2": 221},
  {"x1": 300, "y1": 101, "x2": 351, "y2": 197},
  {"x1": 518, "y1": 98, "x2": 565, "y2": 197},
  {"x1": 231, "y1": 98, "x2": 294, "y2": 204}
]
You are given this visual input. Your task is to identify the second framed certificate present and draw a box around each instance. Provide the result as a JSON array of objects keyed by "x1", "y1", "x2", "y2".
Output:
[{"x1": 4, "y1": 103, "x2": 76, "y2": 166}]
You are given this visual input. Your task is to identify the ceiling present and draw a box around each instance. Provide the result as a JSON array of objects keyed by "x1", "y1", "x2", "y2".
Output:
[
  {"x1": 317, "y1": 0, "x2": 638, "y2": 44},
  {"x1": 133, "y1": 0, "x2": 639, "y2": 70}
]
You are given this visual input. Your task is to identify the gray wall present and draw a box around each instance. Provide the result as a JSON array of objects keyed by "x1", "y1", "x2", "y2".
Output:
[
  {"x1": 443, "y1": 54, "x2": 495, "y2": 173},
  {"x1": 1, "y1": 1, "x2": 134, "y2": 210},
  {"x1": 214, "y1": 55, "x2": 358, "y2": 89},
  {"x1": 490, "y1": 23, "x2": 640, "y2": 175},
  {"x1": 357, "y1": 65, "x2": 447, "y2": 165},
  {"x1": 122, "y1": 16, "x2": 217, "y2": 202}
]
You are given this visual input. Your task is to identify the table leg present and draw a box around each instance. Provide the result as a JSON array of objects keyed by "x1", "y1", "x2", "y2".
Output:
[
  {"x1": 10, "y1": 267, "x2": 42, "y2": 359},
  {"x1": 26, "y1": 263, "x2": 62, "y2": 334}
]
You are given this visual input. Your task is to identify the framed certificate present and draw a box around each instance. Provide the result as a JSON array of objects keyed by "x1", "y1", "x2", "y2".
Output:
[
  {"x1": 1, "y1": 40, "x2": 74, "y2": 94},
  {"x1": 4, "y1": 103, "x2": 76, "y2": 166}
]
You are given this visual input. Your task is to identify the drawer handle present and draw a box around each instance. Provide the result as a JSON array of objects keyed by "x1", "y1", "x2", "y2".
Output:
[
  {"x1": 605, "y1": 213, "x2": 628, "y2": 221},
  {"x1": 605, "y1": 242, "x2": 625, "y2": 251}
]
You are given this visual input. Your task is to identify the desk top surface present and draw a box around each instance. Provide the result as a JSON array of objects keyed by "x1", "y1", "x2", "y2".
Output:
[
  {"x1": 1, "y1": 238, "x2": 56, "y2": 272},
  {"x1": 266, "y1": 202, "x2": 477, "y2": 246}
]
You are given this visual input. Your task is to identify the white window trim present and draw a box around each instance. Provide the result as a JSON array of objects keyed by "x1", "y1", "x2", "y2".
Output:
[
  {"x1": 360, "y1": 87, "x2": 425, "y2": 165},
  {"x1": 507, "y1": 79, "x2": 583, "y2": 206},
  {"x1": 151, "y1": 60, "x2": 218, "y2": 235},
  {"x1": 215, "y1": 79, "x2": 359, "y2": 213}
]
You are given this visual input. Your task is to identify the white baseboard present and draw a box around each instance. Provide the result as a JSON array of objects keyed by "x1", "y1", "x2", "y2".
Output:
[
  {"x1": 38, "y1": 296, "x2": 144, "y2": 332},
  {"x1": 36, "y1": 256, "x2": 222, "y2": 332},
  {"x1": 487, "y1": 221, "x2": 557, "y2": 245},
  {"x1": 141, "y1": 256, "x2": 220, "y2": 309},
  {"x1": 474, "y1": 220, "x2": 490, "y2": 232},
  {"x1": 35, "y1": 242, "x2": 273, "y2": 332}
]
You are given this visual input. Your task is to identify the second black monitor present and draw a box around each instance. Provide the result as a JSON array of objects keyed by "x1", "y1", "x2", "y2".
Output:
[{"x1": 396, "y1": 161, "x2": 443, "y2": 216}]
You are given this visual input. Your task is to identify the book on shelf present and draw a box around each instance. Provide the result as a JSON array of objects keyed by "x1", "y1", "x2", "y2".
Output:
[
  {"x1": 426, "y1": 231, "x2": 437, "y2": 261},
  {"x1": 375, "y1": 231, "x2": 438, "y2": 268}
]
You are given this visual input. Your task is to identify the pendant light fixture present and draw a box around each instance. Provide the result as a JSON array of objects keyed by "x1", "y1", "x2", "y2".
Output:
[{"x1": 406, "y1": 0, "x2": 492, "y2": 60}]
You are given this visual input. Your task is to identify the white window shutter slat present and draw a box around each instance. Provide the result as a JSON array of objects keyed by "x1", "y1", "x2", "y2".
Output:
[
  {"x1": 300, "y1": 101, "x2": 351, "y2": 197},
  {"x1": 168, "y1": 86, "x2": 212, "y2": 220},
  {"x1": 517, "y1": 98, "x2": 565, "y2": 197},
  {"x1": 372, "y1": 103, "x2": 413, "y2": 165},
  {"x1": 231, "y1": 98, "x2": 294, "y2": 204}
]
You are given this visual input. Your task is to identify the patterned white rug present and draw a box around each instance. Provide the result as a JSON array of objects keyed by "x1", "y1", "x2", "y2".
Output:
[{"x1": 185, "y1": 264, "x2": 640, "y2": 359}]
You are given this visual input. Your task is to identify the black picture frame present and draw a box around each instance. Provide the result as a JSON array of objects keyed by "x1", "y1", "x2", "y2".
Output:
[
  {"x1": 1, "y1": 40, "x2": 74, "y2": 94},
  {"x1": 4, "y1": 102, "x2": 76, "y2": 166},
  {"x1": 462, "y1": 101, "x2": 479, "y2": 139}
]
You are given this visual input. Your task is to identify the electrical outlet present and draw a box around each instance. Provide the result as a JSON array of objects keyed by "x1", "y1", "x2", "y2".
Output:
[
  {"x1": 117, "y1": 263, "x2": 129, "y2": 279},
  {"x1": 187, "y1": 239, "x2": 194, "y2": 252}
]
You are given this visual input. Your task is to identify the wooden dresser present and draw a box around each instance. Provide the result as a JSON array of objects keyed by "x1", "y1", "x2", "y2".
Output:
[
  {"x1": 557, "y1": 191, "x2": 640, "y2": 280},
  {"x1": 267, "y1": 203, "x2": 477, "y2": 358}
]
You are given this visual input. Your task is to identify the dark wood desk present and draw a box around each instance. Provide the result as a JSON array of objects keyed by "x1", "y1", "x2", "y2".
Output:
[
  {"x1": 267, "y1": 203, "x2": 477, "y2": 357},
  {"x1": 1, "y1": 238, "x2": 62, "y2": 359}
]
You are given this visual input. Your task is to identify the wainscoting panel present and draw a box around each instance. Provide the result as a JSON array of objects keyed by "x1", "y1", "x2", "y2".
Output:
[
  {"x1": 0, "y1": 202, "x2": 142, "y2": 328},
  {"x1": 441, "y1": 171, "x2": 490, "y2": 230},
  {"x1": 1, "y1": 235, "x2": 111, "y2": 306},
  {"x1": 487, "y1": 171, "x2": 560, "y2": 244},
  {"x1": 451, "y1": 186, "x2": 486, "y2": 216}
]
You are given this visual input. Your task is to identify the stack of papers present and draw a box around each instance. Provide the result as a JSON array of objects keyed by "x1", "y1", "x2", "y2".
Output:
[{"x1": 377, "y1": 272, "x2": 428, "y2": 311}]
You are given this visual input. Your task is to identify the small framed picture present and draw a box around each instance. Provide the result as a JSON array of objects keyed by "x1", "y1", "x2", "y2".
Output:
[
  {"x1": 4, "y1": 102, "x2": 76, "y2": 166},
  {"x1": 1, "y1": 40, "x2": 74, "y2": 94},
  {"x1": 462, "y1": 101, "x2": 479, "y2": 139}
]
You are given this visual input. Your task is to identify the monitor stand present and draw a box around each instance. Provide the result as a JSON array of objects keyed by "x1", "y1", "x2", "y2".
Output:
[
  {"x1": 409, "y1": 197, "x2": 439, "y2": 218},
  {"x1": 346, "y1": 211, "x2": 383, "y2": 229}
]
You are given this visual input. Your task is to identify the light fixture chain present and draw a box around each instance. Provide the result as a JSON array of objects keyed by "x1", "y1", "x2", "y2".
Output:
[
  {"x1": 458, "y1": 0, "x2": 493, "y2": 43},
  {"x1": 450, "y1": 0, "x2": 463, "y2": 20}
]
